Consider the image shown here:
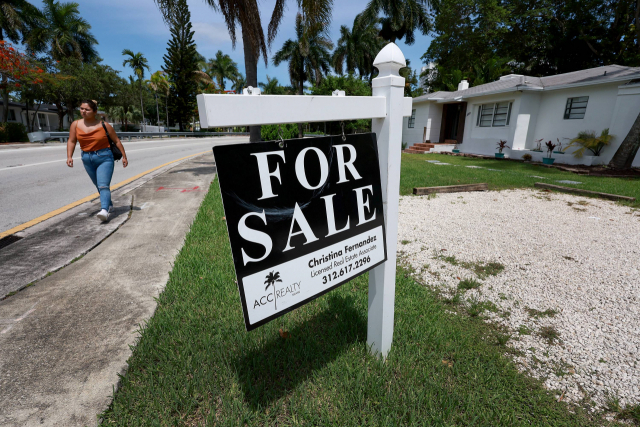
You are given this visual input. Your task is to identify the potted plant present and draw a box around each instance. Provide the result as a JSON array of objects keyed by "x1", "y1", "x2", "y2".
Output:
[
  {"x1": 563, "y1": 129, "x2": 614, "y2": 157},
  {"x1": 495, "y1": 140, "x2": 510, "y2": 158},
  {"x1": 543, "y1": 140, "x2": 557, "y2": 164},
  {"x1": 532, "y1": 138, "x2": 543, "y2": 152},
  {"x1": 553, "y1": 138, "x2": 564, "y2": 154},
  {"x1": 452, "y1": 144, "x2": 460, "y2": 153}
]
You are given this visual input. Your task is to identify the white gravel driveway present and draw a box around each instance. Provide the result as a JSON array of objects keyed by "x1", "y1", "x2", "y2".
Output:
[{"x1": 398, "y1": 189, "x2": 640, "y2": 413}]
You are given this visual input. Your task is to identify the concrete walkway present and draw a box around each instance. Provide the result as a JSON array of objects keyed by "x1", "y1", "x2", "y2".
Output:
[{"x1": 0, "y1": 153, "x2": 216, "y2": 426}]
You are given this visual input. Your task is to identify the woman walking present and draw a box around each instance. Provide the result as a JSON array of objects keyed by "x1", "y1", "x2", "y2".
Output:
[{"x1": 66, "y1": 100, "x2": 128, "y2": 222}]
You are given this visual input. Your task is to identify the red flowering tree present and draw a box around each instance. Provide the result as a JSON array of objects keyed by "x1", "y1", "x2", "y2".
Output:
[{"x1": 0, "y1": 41, "x2": 46, "y2": 123}]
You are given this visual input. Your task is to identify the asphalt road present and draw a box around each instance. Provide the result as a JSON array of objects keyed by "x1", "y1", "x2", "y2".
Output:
[{"x1": 0, "y1": 136, "x2": 248, "y2": 234}]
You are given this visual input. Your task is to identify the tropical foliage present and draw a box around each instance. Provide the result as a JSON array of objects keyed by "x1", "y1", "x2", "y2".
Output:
[
  {"x1": 273, "y1": 13, "x2": 332, "y2": 137},
  {"x1": 273, "y1": 13, "x2": 333, "y2": 95},
  {"x1": 29, "y1": 0, "x2": 98, "y2": 61},
  {"x1": 564, "y1": 129, "x2": 614, "y2": 157},
  {"x1": 258, "y1": 75, "x2": 290, "y2": 95},
  {"x1": 424, "y1": 0, "x2": 640, "y2": 92},
  {"x1": 154, "y1": 0, "x2": 335, "y2": 141},
  {"x1": 362, "y1": 0, "x2": 432, "y2": 44},
  {"x1": 310, "y1": 74, "x2": 372, "y2": 134},
  {"x1": 204, "y1": 50, "x2": 239, "y2": 91},
  {"x1": 122, "y1": 49, "x2": 150, "y2": 125},
  {"x1": 332, "y1": 13, "x2": 383, "y2": 82}
]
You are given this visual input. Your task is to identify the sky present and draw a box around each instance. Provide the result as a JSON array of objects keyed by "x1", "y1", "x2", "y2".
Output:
[{"x1": 66, "y1": 0, "x2": 433, "y2": 88}]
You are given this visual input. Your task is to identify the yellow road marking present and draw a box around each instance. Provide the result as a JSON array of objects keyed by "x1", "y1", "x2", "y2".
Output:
[{"x1": 0, "y1": 150, "x2": 210, "y2": 239}]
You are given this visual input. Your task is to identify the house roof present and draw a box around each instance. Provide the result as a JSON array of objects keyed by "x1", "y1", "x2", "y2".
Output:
[
  {"x1": 414, "y1": 65, "x2": 640, "y2": 103},
  {"x1": 0, "y1": 100, "x2": 59, "y2": 113}
]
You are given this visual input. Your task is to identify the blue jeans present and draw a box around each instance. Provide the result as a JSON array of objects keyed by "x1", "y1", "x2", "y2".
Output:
[{"x1": 81, "y1": 148, "x2": 114, "y2": 210}]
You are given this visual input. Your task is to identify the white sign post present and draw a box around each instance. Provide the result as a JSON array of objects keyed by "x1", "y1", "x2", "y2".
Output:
[{"x1": 197, "y1": 43, "x2": 411, "y2": 358}]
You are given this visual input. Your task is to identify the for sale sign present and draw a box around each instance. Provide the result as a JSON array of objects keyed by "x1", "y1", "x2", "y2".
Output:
[{"x1": 213, "y1": 133, "x2": 387, "y2": 330}]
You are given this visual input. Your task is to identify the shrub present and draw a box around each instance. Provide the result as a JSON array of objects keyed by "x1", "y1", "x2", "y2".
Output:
[
  {"x1": 260, "y1": 123, "x2": 299, "y2": 141},
  {"x1": 0, "y1": 122, "x2": 28, "y2": 142},
  {"x1": 564, "y1": 128, "x2": 614, "y2": 157},
  {"x1": 522, "y1": 153, "x2": 532, "y2": 161}
]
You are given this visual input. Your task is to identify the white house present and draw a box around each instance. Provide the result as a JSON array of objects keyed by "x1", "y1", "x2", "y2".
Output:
[
  {"x1": 402, "y1": 65, "x2": 640, "y2": 166},
  {"x1": 0, "y1": 101, "x2": 69, "y2": 131}
]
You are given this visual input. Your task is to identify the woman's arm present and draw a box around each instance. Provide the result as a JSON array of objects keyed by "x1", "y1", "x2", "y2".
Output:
[
  {"x1": 66, "y1": 121, "x2": 77, "y2": 167},
  {"x1": 106, "y1": 123, "x2": 128, "y2": 168}
]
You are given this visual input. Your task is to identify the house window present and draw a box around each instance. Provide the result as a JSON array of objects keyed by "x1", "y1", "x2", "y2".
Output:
[
  {"x1": 408, "y1": 109, "x2": 416, "y2": 128},
  {"x1": 476, "y1": 102, "x2": 512, "y2": 127},
  {"x1": 564, "y1": 96, "x2": 588, "y2": 119},
  {"x1": 38, "y1": 113, "x2": 47, "y2": 124},
  {"x1": 7, "y1": 109, "x2": 16, "y2": 121}
]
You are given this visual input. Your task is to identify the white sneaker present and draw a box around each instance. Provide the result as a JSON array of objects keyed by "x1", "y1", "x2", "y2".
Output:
[
  {"x1": 97, "y1": 209, "x2": 109, "y2": 222},
  {"x1": 108, "y1": 205, "x2": 114, "y2": 213}
]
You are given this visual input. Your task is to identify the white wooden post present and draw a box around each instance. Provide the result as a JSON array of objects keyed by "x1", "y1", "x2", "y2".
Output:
[{"x1": 368, "y1": 43, "x2": 408, "y2": 358}]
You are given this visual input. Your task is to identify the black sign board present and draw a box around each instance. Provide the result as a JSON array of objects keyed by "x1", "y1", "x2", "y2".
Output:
[{"x1": 213, "y1": 133, "x2": 387, "y2": 330}]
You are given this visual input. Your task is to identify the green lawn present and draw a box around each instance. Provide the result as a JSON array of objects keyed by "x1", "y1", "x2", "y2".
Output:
[
  {"x1": 100, "y1": 176, "x2": 614, "y2": 426},
  {"x1": 401, "y1": 153, "x2": 640, "y2": 206}
]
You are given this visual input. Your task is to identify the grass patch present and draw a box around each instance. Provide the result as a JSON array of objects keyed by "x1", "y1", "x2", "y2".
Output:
[
  {"x1": 99, "y1": 179, "x2": 602, "y2": 426},
  {"x1": 606, "y1": 396, "x2": 640, "y2": 425},
  {"x1": 539, "y1": 326, "x2": 561, "y2": 344},
  {"x1": 526, "y1": 308, "x2": 559, "y2": 318},
  {"x1": 457, "y1": 277, "x2": 482, "y2": 291},
  {"x1": 401, "y1": 153, "x2": 640, "y2": 207},
  {"x1": 434, "y1": 252, "x2": 505, "y2": 279},
  {"x1": 518, "y1": 325, "x2": 532, "y2": 335}
]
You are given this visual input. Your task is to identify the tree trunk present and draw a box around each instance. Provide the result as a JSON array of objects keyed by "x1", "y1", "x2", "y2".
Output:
[
  {"x1": 54, "y1": 102, "x2": 65, "y2": 131},
  {"x1": 155, "y1": 92, "x2": 160, "y2": 126},
  {"x1": 25, "y1": 104, "x2": 31, "y2": 132},
  {"x1": 67, "y1": 109, "x2": 74, "y2": 129},
  {"x1": 242, "y1": 25, "x2": 261, "y2": 142},
  {"x1": 608, "y1": 111, "x2": 640, "y2": 169},
  {"x1": 165, "y1": 95, "x2": 169, "y2": 129},
  {"x1": 139, "y1": 79, "x2": 145, "y2": 130},
  {"x1": 2, "y1": 85, "x2": 8, "y2": 125}
]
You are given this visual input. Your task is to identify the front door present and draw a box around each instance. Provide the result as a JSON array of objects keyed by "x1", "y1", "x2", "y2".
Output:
[{"x1": 439, "y1": 102, "x2": 467, "y2": 143}]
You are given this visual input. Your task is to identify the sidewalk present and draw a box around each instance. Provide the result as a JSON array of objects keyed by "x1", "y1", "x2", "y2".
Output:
[{"x1": 0, "y1": 153, "x2": 216, "y2": 426}]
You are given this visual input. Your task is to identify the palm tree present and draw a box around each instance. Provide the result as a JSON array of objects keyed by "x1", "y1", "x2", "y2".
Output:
[
  {"x1": 362, "y1": 0, "x2": 432, "y2": 45},
  {"x1": 157, "y1": 74, "x2": 172, "y2": 128},
  {"x1": 153, "y1": 0, "x2": 333, "y2": 142},
  {"x1": 30, "y1": 0, "x2": 98, "y2": 61},
  {"x1": 122, "y1": 49, "x2": 150, "y2": 128},
  {"x1": 232, "y1": 73, "x2": 246, "y2": 94},
  {"x1": 147, "y1": 71, "x2": 165, "y2": 126},
  {"x1": 333, "y1": 14, "x2": 384, "y2": 82},
  {"x1": 273, "y1": 13, "x2": 332, "y2": 137},
  {"x1": 264, "y1": 271, "x2": 282, "y2": 310},
  {"x1": 608, "y1": 112, "x2": 640, "y2": 169},
  {"x1": 205, "y1": 50, "x2": 239, "y2": 91},
  {"x1": 259, "y1": 75, "x2": 282, "y2": 94}
]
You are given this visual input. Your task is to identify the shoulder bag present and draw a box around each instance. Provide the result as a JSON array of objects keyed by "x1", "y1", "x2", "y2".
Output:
[{"x1": 101, "y1": 122, "x2": 123, "y2": 161}]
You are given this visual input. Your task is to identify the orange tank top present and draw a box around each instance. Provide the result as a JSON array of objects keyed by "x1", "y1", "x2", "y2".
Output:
[{"x1": 76, "y1": 124, "x2": 110, "y2": 152}]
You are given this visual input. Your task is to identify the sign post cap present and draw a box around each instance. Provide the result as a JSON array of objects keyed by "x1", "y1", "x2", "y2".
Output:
[{"x1": 373, "y1": 43, "x2": 406, "y2": 77}]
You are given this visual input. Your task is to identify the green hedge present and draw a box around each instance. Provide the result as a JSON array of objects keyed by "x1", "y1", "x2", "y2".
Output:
[
  {"x1": 260, "y1": 123, "x2": 299, "y2": 141},
  {"x1": 0, "y1": 122, "x2": 28, "y2": 143}
]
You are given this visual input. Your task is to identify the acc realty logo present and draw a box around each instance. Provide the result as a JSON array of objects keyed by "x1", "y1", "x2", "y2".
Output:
[{"x1": 253, "y1": 271, "x2": 301, "y2": 310}]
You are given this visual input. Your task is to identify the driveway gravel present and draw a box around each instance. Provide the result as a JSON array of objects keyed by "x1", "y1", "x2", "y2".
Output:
[{"x1": 397, "y1": 189, "x2": 640, "y2": 413}]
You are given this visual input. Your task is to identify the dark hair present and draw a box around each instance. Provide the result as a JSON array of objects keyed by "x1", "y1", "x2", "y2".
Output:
[{"x1": 80, "y1": 99, "x2": 98, "y2": 112}]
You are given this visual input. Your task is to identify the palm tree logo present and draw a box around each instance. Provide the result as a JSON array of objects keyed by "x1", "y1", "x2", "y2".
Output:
[{"x1": 264, "y1": 271, "x2": 282, "y2": 310}]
